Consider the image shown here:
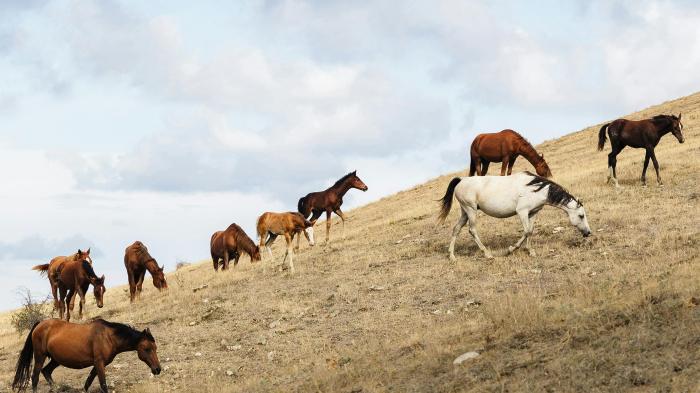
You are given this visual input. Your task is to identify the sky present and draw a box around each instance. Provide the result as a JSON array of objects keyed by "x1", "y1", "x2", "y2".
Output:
[{"x1": 1, "y1": 0, "x2": 699, "y2": 310}]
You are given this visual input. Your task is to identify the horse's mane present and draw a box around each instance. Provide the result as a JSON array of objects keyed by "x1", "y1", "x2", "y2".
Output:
[
  {"x1": 132, "y1": 241, "x2": 156, "y2": 264},
  {"x1": 331, "y1": 171, "x2": 356, "y2": 188},
  {"x1": 226, "y1": 223, "x2": 258, "y2": 254},
  {"x1": 525, "y1": 172, "x2": 579, "y2": 207},
  {"x1": 507, "y1": 131, "x2": 542, "y2": 159},
  {"x1": 81, "y1": 260, "x2": 100, "y2": 281},
  {"x1": 651, "y1": 114, "x2": 679, "y2": 129},
  {"x1": 95, "y1": 319, "x2": 155, "y2": 344}
]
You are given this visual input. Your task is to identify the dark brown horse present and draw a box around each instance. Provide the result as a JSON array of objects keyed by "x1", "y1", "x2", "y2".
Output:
[
  {"x1": 57, "y1": 260, "x2": 105, "y2": 322},
  {"x1": 469, "y1": 129, "x2": 552, "y2": 178},
  {"x1": 598, "y1": 114, "x2": 685, "y2": 187},
  {"x1": 297, "y1": 170, "x2": 368, "y2": 244},
  {"x1": 210, "y1": 223, "x2": 262, "y2": 271},
  {"x1": 257, "y1": 212, "x2": 315, "y2": 274},
  {"x1": 32, "y1": 249, "x2": 93, "y2": 314},
  {"x1": 124, "y1": 241, "x2": 167, "y2": 302},
  {"x1": 12, "y1": 318, "x2": 160, "y2": 393}
]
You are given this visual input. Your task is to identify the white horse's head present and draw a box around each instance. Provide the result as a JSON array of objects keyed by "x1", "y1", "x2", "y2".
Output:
[
  {"x1": 304, "y1": 226, "x2": 315, "y2": 246},
  {"x1": 565, "y1": 200, "x2": 591, "y2": 237}
]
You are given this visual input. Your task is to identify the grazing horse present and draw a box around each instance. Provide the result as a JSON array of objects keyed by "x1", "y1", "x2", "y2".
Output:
[
  {"x1": 469, "y1": 129, "x2": 552, "y2": 178},
  {"x1": 257, "y1": 212, "x2": 315, "y2": 274},
  {"x1": 210, "y1": 223, "x2": 262, "y2": 271},
  {"x1": 124, "y1": 241, "x2": 168, "y2": 303},
  {"x1": 12, "y1": 318, "x2": 160, "y2": 393},
  {"x1": 598, "y1": 114, "x2": 685, "y2": 187},
  {"x1": 438, "y1": 172, "x2": 591, "y2": 260},
  {"x1": 31, "y1": 249, "x2": 93, "y2": 313},
  {"x1": 57, "y1": 260, "x2": 105, "y2": 322},
  {"x1": 298, "y1": 170, "x2": 368, "y2": 245}
]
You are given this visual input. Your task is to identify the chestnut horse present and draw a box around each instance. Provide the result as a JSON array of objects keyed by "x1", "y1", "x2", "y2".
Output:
[
  {"x1": 124, "y1": 241, "x2": 167, "y2": 303},
  {"x1": 210, "y1": 223, "x2": 261, "y2": 271},
  {"x1": 598, "y1": 114, "x2": 685, "y2": 187},
  {"x1": 57, "y1": 260, "x2": 105, "y2": 322},
  {"x1": 469, "y1": 130, "x2": 552, "y2": 178},
  {"x1": 257, "y1": 212, "x2": 315, "y2": 274},
  {"x1": 12, "y1": 318, "x2": 161, "y2": 393},
  {"x1": 32, "y1": 249, "x2": 93, "y2": 314},
  {"x1": 297, "y1": 170, "x2": 368, "y2": 245}
]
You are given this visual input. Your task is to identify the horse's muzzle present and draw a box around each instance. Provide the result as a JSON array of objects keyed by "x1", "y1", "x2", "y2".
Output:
[
  {"x1": 152, "y1": 367, "x2": 161, "y2": 375},
  {"x1": 582, "y1": 230, "x2": 591, "y2": 238}
]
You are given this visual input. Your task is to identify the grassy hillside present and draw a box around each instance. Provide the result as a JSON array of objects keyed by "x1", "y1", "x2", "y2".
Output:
[{"x1": 1, "y1": 93, "x2": 699, "y2": 393}]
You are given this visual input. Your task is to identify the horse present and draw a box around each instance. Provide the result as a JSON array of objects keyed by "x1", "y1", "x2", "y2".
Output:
[
  {"x1": 469, "y1": 129, "x2": 553, "y2": 178},
  {"x1": 124, "y1": 241, "x2": 168, "y2": 303},
  {"x1": 257, "y1": 212, "x2": 315, "y2": 274},
  {"x1": 438, "y1": 172, "x2": 591, "y2": 260},
  {"x1": 12, "y1": 318, "x2": 160, "y2": 393},
  {"x1": 57, "y1": 260, "x2": 105, "y2": 322},
  {"x1": 210, "y1": 223, "x2": 262, "y2": 271},
  {"x1": 31, "y1": 249, "x2": 93, "y2": 314},
  {"x1": 598, "y1": 114, "x2": 685, "y2": 187},
  {"x1": 297, "y1": 170, "x2": 368, "y2": 245}
]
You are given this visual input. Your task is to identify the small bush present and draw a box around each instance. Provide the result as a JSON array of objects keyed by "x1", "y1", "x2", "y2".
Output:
[{"x1": 11, "y1": 289, "x2": 52, "y2": 334}]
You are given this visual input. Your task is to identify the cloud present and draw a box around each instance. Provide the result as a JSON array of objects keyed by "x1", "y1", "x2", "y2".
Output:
[{"x1": 0, "y1": 233, "x2": 101, "y2": 261}]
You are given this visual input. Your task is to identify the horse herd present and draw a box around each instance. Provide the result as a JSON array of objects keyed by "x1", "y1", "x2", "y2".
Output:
[{"x1": 11, "y1": 114, "x2": 685, "y2": 393}]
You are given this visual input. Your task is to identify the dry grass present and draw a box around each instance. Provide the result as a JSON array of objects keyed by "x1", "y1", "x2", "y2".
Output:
[{"x1": 1, "y1": 93, "x2": 699, "y2": 393}]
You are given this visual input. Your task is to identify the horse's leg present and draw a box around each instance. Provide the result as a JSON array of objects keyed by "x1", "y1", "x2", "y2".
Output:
[
  {"x1": 136, "y1": 270, "x2": 145, "y2": 300},
  {"x1": 481, "y1": 160, "x2": 490, "y2": 176},
  {"x1": 41, "y1": 359, "x2": 60, "y2": 386},
  {"x1": 127, "y1": 268, "x2": 137, "y2": 302},
  {"x1": 508, "y1": 210, "x2": 532, "y2": 255},
  {"x1": 212, "y1": 255, "x2": 219, "y2": 271},
  {"x1": 334, "y1": 208, "x2": 347, "y2": 239},
  {"x1": 58, "y1": 287, "x2": 66, "y2": 320},
  {"x1": 649, "y1": 148, "x2": 663, "y2": 186},
  {"x1": 284, "y1": 233, "x2": 295, "y2": 274},
  {"x1": 507, "y1": 156, "x2": 517, "y2": 176},
  {"x1": 84, "y1": 367, "x2": 98, "y2": 392},
  {"x1": 448, "y1": 210, "x2": 468, "y2": 261},
  {"x1": 324, "y1": 210, "x2": 332, "y2": 245},
  {"x1": 500, "y1": 159, "x2": 508, "y2": 176},
  {"x1": 607, "y1": 146, "x2": 623, "y2": 187},
  {"x1": 31, "y1": 351, "x2": 46, "y2": 393},
  {"x1": 525, "y1": 213, "x2": 538, "y2": 256},
  {"x1": 641, "y1": 150, "x2": 651, "y2": 186},
  {"x1": 234, "y1": 252, "x2": 241, "y2": 267},
  {"x1": 294, "y1": 230, "x2": 301, "y2": 252},
  {"x1": 265, "y1": 234, "x2": 277, "y2": 259},
  {"x1": 465, "y1": 207, "x2": 492, "y2": 258},
  {"x1": 78, "y1": 285, "x2": 86, "y2": 320},
  {"x1": 222, "y1": 248, "x2": 229, "y2": 271},
  {"x1": 95, "y1": 360, "x2": 108, "y2": 393},
  {"x1": 66, "y1": 289, "x2": 76, "y2": 322},
  {"x1": 51, "y1": 282, "x2": 59, "y2": 312}
]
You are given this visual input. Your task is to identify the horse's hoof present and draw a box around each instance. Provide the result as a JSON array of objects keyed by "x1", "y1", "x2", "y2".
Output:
[
  {"x1": 484, "y1": 253, "x2": 494, "y2": 259},
  {"x1": 449, "y1": 255, "x2": 456, "y2": 262},
  {"x1": 507, "y1": 246, "x2": 516, "y2": 254},
  {"x1": 528, "y1": 250, "x2": 536, "y2": 257}
]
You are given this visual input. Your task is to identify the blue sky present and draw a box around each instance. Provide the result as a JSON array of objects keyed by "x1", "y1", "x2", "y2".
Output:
[{"x1": 1, "y1": 0, "x2": 699, "y2": 310}]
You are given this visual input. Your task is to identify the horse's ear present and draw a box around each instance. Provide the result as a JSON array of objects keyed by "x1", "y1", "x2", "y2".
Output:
[
  {"x1": 540, "y1": 153, "x2": 544, "y2": 159},
  {"x1": 678, "y1": 113, "x2": 682, "y2": 120},
  {"x1": 352, "y1": 170, "x2": 357, "y2": 175},
  {"x1": 86, "y1": 248, "x2": 91, "y2": 255},
  {"x1": 78, "y1": 248, "x2": 83, "y2": 255},
  {"x1": 100, "y1": 274, "x2": 105, "y2": 282}
]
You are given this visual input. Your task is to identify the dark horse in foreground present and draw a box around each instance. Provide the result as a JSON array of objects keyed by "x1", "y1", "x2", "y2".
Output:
[
  {"x1": 469, "y1": 129, "x2": 552, "y2": 178},
  {"x1": 598, "y1": 114, "x2": 685, "y2": 187},
  {"x1": 124, "y1": 241, "x2": 168, "y2": 302},
  {"x1": 57, "y1": 260, "x2": 105, "y2": 322},
  {"x1": 32, "y1": 249, "x2": 93, "y2": 314},
  {"x1": 12, "y1": 318, "x2": 161, "y2": 393},
  {"x1": 298, "y1": 170, "x2": 368, "y2": 245},
  {"x1": 210, "y1": 223, "x2": 261, "y2": 271}
]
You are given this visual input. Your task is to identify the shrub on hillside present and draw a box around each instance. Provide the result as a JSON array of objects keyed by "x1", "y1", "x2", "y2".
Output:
[{"x1": 11, "y1": 289, "x2": 52, "y2": 334}]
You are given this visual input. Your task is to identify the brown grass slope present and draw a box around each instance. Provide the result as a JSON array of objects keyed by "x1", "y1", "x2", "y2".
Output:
[{"x1": 1, "y1": 93, "x2": 699, "y2": 393}]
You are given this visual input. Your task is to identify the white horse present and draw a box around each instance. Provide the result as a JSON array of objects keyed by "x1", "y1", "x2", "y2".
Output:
[{"x1": 438, "y1": 172, "x2": 591, "y2": 260}]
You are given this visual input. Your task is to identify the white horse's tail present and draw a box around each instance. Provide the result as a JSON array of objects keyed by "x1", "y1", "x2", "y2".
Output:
[{"x1": 438, "y1": 177, "x2": 462, "y2": 223}]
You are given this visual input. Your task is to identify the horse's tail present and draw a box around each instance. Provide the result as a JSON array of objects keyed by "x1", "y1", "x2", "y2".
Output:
[
  {"x1": 438, "y1": 177, "x2": 461, "y2": 223},
  {"x1": 468, "y1": 158, "x2": 477, "y2": 176},
  {"x1": 598, "y1": 123, "x2": 610, "y2": 151},
  {"x1": 31, "y1": 263, "x2": 50, "y2": 277},
  {"x1": 297, "y1": 196, "x2": 310, "y2": 218},
  {"x1": 12, "y1": 321, "x2": 39, "y2": 392}
]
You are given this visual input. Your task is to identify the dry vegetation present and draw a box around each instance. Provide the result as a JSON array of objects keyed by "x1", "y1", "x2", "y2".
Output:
[{"x1": 1, "y1": 93, "x2": 699, "y2": 393}]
